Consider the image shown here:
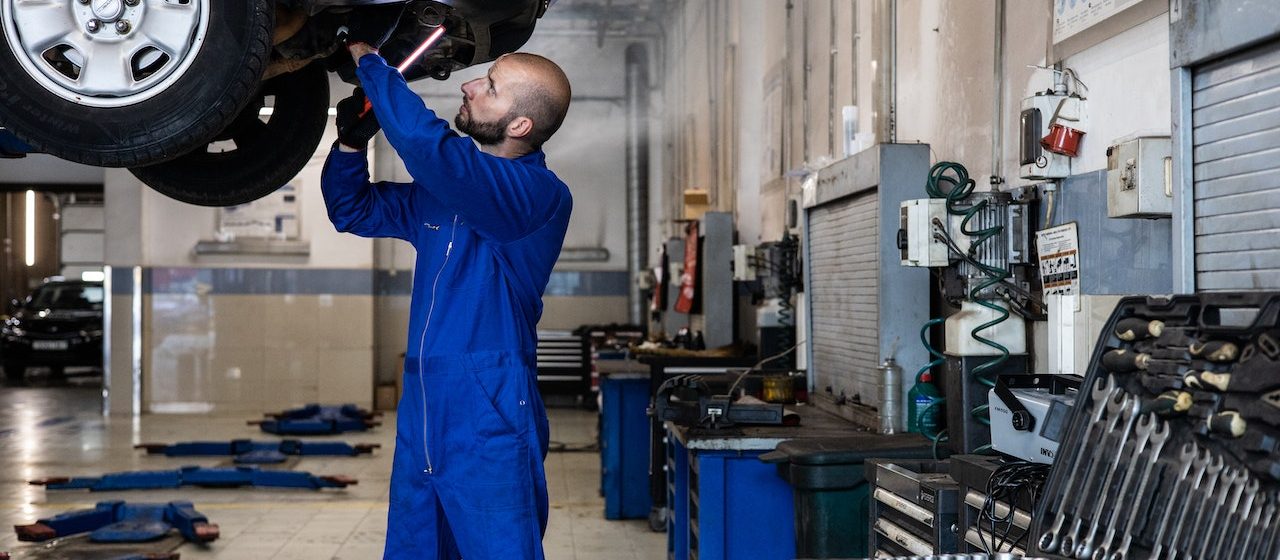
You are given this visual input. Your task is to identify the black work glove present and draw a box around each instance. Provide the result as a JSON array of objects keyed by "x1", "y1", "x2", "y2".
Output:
[
  {"x1": 336, "y1": 88, "x2": 381, "y2": 151},
  {"x1": 342, "y1": 5, "x2": 405, "y2": 50}
]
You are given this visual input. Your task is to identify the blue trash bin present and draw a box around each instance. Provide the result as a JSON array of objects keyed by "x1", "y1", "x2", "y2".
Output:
[{"x1": 600, "y1": 374, "x2": 652, "y2": 519}]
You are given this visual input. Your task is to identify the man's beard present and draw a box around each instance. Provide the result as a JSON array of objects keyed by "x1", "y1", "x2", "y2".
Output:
[{"x1": 455, "y1": 108, "x2": 516, "y2": 146}]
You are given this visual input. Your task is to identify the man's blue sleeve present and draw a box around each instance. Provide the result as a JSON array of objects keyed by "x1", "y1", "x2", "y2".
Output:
[
  {"x1": 356, "y1": 54, "x2": 563, "y2": 243},
  {"x1": 320, "y1": 146, "x2": 418, "y2": 242}
]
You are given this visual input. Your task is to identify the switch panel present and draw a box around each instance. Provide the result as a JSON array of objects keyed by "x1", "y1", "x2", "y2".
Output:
[
  {"x1": 1019, "y1": 93, "x2": 1072, "y2": 179},
  {"x1": 1107, "y1": 136, "x2": 1172, "y2": 218},
  {"x1": 899, "y1": 198, "x2": 950, "y2": 267}
]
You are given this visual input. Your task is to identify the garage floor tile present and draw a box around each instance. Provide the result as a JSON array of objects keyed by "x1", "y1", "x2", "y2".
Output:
[{"x1": 0, "y1": 382, "x2": 665, "y2": 559}]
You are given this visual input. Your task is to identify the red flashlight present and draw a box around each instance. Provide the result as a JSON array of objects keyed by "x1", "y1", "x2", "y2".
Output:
[{"x1": 359, "y1": 25, "x2": 448, "y2": 119}]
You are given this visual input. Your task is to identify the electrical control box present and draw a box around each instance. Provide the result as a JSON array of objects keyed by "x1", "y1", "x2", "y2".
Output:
[
  {"x1": 1106, "y1": 136, "x2": 1173, "y2": 218},
  {"x1": 898, "y1": 198, "x2": 949, "y2": 267},
  {"x1": 731, "y1": 244, "x2": 757, "y2": 281},
  {"x1": 1019, "y1": 93, "x2": 1072, "y2": 180}
]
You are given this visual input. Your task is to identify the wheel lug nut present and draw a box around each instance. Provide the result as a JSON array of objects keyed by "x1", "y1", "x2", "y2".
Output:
[
  {"x1": 86, "y1": 19, "x2": 101, "y2": 33},
  {"x1": 115, "y1": 20, "x2": 131, "y2": 34}
]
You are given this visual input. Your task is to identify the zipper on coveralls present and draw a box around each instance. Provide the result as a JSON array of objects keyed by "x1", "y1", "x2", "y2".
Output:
[{"x1": 415, "y1": 214, "x2": 459, "y2": 474}]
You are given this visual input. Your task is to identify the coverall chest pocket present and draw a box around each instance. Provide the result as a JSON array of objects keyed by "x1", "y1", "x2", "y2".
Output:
[
  {"x1": 466, "y1": 365, "x2": 531, "y2": 437},
  {"x1": 444, "y1": 239, "x2": 496, "y2": 293}
]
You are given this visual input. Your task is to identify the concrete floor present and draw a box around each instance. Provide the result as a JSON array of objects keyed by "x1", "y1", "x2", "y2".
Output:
[{"x1": 0, "y1": 380, "x2": 665, "y2": 559}]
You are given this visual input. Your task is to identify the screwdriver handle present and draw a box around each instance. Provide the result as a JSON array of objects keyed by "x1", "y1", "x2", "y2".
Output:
[
  {"x1": 1103, "y1": 348, "x2": 1150, "y2": 373},
  {"x1": 1190, "y1": 340, "x2": 1240, "y2": 363},
  {"x1": 1115, "y1": 317, "x2": 1164, "y2": 341},
  {"x1": 1208, "y1": 411, "x2": 1247, "y2": 438},
  {"x1": 1147, "y1": 390, "x2": 1193, "y2": 416}
]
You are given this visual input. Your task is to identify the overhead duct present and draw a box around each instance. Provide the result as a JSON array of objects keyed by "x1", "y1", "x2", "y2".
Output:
[{"x1": 625, "y1": 43, "x2": 651, "y2": 325}]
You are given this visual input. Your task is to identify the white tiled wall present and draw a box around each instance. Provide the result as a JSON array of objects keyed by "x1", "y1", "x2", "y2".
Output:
[{"x1": 145, "y1": 294, "x2": 375, "y2": 413}]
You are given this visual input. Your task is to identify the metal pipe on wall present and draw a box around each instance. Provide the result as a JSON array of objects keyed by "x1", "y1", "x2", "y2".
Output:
[
  {"x1": 991, "y1": 0, "x2": 1006, "y2": 185},
  {"x1": 873, "y1": 0, "x2": 897, "y2": 144},
  {"x1": 625, "y1": 43, "x2": 651, "y2": 326},
  {"x1": 828, "y1": 0, "x2": 838, "y2": 157},
  {"x1": 801, "y1": 0, "x2": 811, "y2": 163}
]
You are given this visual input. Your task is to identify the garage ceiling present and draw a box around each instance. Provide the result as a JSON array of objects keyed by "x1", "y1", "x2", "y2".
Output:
[{"x1": 542, "y1": 0, "x2": 664, "y2": 40}]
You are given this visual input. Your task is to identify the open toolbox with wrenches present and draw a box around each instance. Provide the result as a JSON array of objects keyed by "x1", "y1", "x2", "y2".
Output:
[{"x1": 1031, "y1": 293, "x2": 1280, "y2": 560}]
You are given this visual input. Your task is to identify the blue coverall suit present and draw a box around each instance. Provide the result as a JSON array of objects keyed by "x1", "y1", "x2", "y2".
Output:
[{"x1": 320, "y1": 53, "x2": 572, "y2": 560}]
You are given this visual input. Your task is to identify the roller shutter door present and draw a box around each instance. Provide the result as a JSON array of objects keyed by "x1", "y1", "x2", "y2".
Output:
[
  {"x1": 807, "y1": 191, "x2": 880, "y2": 404},
  {"x1": 1192, "y1": 39, "x2": 1280, "y2": 291}
]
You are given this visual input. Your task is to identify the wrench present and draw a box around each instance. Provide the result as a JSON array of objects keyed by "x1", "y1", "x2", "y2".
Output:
[
  {"x1": 1046, "y1": 376, "x2": 1117, "y2": 513},
  {"x1": 1038, "y1": 377, "x2": 1118, "y2": 553},
  {"x1": 1078, "y1": 411, "x2": 1156, "y2": 560},
  {"x1": 1184, "y1": 467, "x2": 1240, "y2": 559},
  {"x1": 1227, "y1": 494, "x2": 1267, "y2": 560},
  {"x1": 1269, "y1": 504, "x2": 1280, "y2": 560},
  {"x1": 1242, "y1": 501, "x2": 1275, "y2": 560},
  {"x1": 1150, "y1": 446, "x2": 1211, "y2": 559},
  {"x1": 1102, "y1": 417, "x2": 1170, "y2": 560},
  {"x1": 1168, "y1": 454, "x2": 1224, "y2": 559},
  {"x1": 1258, "y1": 499, "x2": 1279, "y2": 560},
  {"x1": 1196, "y1": 468, "x2": 1247, "y2": 559},
  {"x1": 1065, "y1": 393, "x2": 1140, "y2": 557},
  {"x1": 1059, "y1": 390, "x2": 1132, "y2": 554},
  {"x1": 1212, "y1": 476, "x2": 1258, "y2": 560}
]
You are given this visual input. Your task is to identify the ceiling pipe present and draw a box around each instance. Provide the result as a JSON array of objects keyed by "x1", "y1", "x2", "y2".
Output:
[{"x1": 624, "y1": 42, "x2": 651, "y2": 326}]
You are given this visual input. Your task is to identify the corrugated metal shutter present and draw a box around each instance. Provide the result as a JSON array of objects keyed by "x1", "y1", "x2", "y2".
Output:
[
  {"x1": 1192, "y1": 39, "x2": 1280, "y2": 291},
  {"x1": 807, "y1": 191, "x2": 880, "y2": 404}
]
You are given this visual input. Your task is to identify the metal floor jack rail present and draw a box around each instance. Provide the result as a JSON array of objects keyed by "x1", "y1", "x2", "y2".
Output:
[
  {"x1": 135, "y1": 439, "x2": 379, "y2": 464},
  {"x1": 30, "y1": 465, "x2": 357, "y2": 491},
  {"x1": 14, "y1": 500, "x2": 218, "y2": 544},
  {"x1": 251, "y1": 404, "x2": 382, "y2": 435}
]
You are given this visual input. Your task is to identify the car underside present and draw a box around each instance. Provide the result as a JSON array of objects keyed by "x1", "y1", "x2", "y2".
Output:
[{"x1": 0, "y1": 0, "x2": 549, "y2": 206}]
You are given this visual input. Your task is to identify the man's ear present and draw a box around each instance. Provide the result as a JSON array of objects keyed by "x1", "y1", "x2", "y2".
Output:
[{"x1": 507, "y1": 116, "x2": 534, "y2": 140}]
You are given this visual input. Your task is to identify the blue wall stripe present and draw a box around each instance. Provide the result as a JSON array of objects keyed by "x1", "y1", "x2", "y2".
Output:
[
  {"x1": 138, "y1": 267, "x2": 629, "y2": 297},
  {"x1": 1051, "y1": 170, "x2": 1172, "y2": 295},
  {"x1": 145, "y1": 268, "x2": 374, "y2": 295},
  {"x1": 109, "y1": 267, "x2": 134, "y2": 295},
  {"x1": 374, "y1": 270, "x2": 414, "y2": 297},
  {"x1": 545, "y1": 271, "x2": 629, "y2": 297}
]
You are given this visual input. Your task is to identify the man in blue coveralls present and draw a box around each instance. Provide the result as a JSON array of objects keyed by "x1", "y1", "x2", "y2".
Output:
[{"x1": 321, "y1": 38, "x2": 573, "y2": 559}]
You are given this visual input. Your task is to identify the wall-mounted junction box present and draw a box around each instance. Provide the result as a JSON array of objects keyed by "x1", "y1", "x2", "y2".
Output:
[
  {"x1": 732, "y1": 244, "x2": 757, "y2": 281},
  {"x1": 1106, "y1": 136, "x2": 1172, "y2": 218},
  {"x1": 1019, "y1": 93, "x2": 1073, "y2": 180},
  {"x1": 898, "y1": 198, "x2": 949, "y2": 267}
]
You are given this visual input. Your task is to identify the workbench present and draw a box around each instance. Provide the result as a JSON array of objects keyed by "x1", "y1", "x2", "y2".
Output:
[
  {"x1": 638, "y1": 355, "x2": 759, "y2": 529},
  {"x1": 664, "y1": 406, "x2": 869, "y2": 560}
]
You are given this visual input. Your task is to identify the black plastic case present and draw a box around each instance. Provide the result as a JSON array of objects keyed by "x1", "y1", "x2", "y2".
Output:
[{"x1": 1030, "y1": 293, "x2": 1280, "y2": 560}]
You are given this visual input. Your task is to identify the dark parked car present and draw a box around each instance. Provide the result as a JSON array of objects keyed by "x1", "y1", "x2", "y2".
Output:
[
  {"x1": 2, "y1": 279, "x2": 104, "y2": 382},
  {"x1": 0, "y1": 0, "x2": 551, "y2": 206}
]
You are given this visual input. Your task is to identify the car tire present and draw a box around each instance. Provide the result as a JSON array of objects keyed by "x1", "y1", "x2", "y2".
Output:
[
  {"x1": 0, "y1": 0, "x2": 273, "y2": 168},
  {"x1": 129, "y1": 61, "x2": 331, "y2": 207}
]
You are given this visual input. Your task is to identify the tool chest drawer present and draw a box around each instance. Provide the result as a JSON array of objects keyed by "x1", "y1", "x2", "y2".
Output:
[{"x1": 867, "y1": 459, "x2": 961, "y2": 557}]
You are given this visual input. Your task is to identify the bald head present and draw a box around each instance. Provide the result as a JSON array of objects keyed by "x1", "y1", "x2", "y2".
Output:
[{"x1": 499, "y1": 53, "x2": 572, "y2": 149}]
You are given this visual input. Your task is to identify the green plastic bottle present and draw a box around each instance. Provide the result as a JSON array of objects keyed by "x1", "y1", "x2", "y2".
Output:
[{"x1": 907, "y1": 371, "x2": 943, "y2": 436}]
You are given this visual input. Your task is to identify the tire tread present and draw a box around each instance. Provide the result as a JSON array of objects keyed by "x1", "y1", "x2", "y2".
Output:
[{"x1": 0, "y1": 0, "x2": 274, "y2": 168}]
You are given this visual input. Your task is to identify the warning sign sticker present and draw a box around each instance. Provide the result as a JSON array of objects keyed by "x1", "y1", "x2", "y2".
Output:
[{"x1": 1036, "y1": 222, "x2": 1080, "y2": 298}]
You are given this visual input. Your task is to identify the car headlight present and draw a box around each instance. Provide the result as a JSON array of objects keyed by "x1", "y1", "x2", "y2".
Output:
[{"x1": 1, "y1": 325, "x2": 24, "y2": 337}]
